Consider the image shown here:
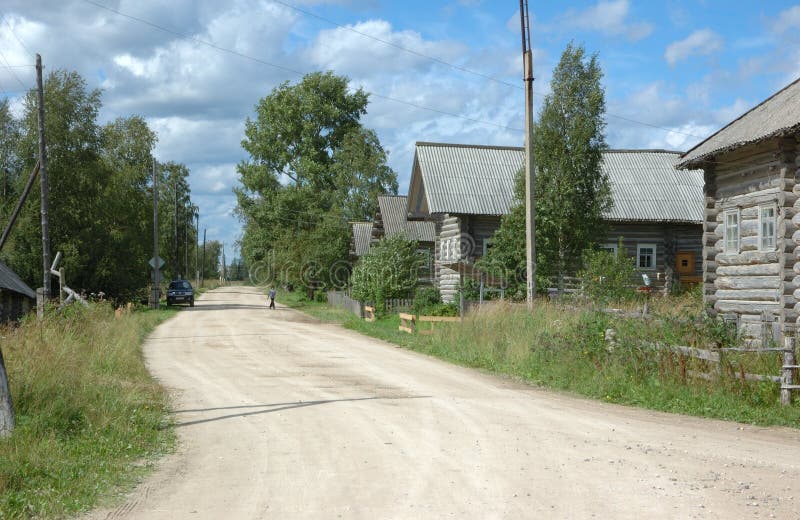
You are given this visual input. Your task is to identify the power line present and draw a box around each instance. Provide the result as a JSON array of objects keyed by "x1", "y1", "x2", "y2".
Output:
[
  {"x1": 0, "y1": 11, "x2": 35, "y2": 59},
  {"x1": 0, "y1": 49, "x2": 28, "y2": 90},
  {"x1": 83, "y1": 0, "x2": 731, "y2": 147},
  {"x1": 269, "y1": 0, "x2": 521, "y2": 92},
  {"x1": 273, "y1": 0, "x2": 721, "y2": 143},
  {"x1": 82, "y1": 0, "x2": 522, "y2": 133}
]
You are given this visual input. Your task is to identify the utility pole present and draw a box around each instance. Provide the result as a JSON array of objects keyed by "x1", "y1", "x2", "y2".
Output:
[
  {"x1": 151, "y1": 159, "x2": 160, "y2": 309},
  {"x1": 520, "y1": 0, "x2": 536, "y2": 309},
  {"x1": 195, "y1": 211, "x2": 199, "y2": 288},
  {"x1": 184, "y1": 203, "x2": 189, "y2": 279},
  {"x1": 221, "y1": 242, "x2": 226, "y2": 285},
  {"x1": 36, "y1": 54, "x2": 51, "y2": 310},
  {"x1": 173, "y1": 178, "x2": 178, "y2": 279},
  {"x1": 201, "y1": 228, "x2": 206, "y2": 288}
]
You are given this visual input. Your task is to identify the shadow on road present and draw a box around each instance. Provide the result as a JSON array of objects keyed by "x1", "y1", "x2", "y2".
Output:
[{"x1": 170, "y1": 396, "x2": 431, "y2": 428}]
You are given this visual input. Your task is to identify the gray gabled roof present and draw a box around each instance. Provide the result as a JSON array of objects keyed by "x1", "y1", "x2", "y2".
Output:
[
  {"x1": 377, "y1": 195, "x2": 435, "y2": 243},
  {"x1": 677, "y1": 77, "x2": 800, "y2": 168},
  {"x1": 605, "y1": 150, "x2": 704, "y2": 224},
  {"x1": 351, "y1": 222, "x2": 373, "y2": 257},
  {"x1": 0, "y1": 260, "x2": 36, "y2": 299},
  {"x1": 410, "y1": 142, "x2": 703, "y2": 224},
  {"x1": 413, "y1": 142, "x2": 523, "y2": 215}
]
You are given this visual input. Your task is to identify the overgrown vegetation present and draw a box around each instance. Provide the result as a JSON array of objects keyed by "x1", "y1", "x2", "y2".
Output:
[
  {"x1": 578, "y1": 242, "x2": 637, "y2": 304},
  {"x1": 236, "y1": 71, "x2": 398, "y2": 289},
  {"x1": 0, "y1": 305, "x2": 175, "y2": 518},
  {"x1": 350, "y1": 235, "x2": 422, "y2": 312},
  {"x1": 283, "y1": 288, "x2": 800, "y2": 427},
  {"x1": 0, "y1": 72, "x2": 205, "y2": 301},
  {"x1": 482, "y1": 42, "x2": 611, "y2": 294}
]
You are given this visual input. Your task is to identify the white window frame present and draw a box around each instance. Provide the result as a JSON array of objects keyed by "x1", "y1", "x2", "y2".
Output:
[
  {"x1": 482, "y1": 238, "x2": 493, "y2": 257},
  {"x1": 724, "y1": 208, "x2": 740, "y2": 254},
  {"x1": 758, "y1": 203, "x2": 777, "y2": 252},
  {"x1": 637, "y1": 243, "x2": 656, "y2": 270},
  {"x1": 440, "y1": 236, "x2": 460, "y2": 262}
]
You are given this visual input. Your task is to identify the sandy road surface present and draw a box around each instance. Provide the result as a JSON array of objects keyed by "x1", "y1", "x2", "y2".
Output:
[{"x1": 89, "y1": 286, "x2": 800, "y2": 519}]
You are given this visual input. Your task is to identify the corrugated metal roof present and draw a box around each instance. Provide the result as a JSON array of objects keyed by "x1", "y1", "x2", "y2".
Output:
[
  {"x1": 414, "y1": 142, "x2": 704, "y2": 223},
  {"x1": 351, "y1": 222, "x2": 373, "y2": 257},
  {"x1": 0, "y1": 260, "x2": 36, "y2": 299},
  {"x1": 604, "y1": 150, "x2": 704, "y2": 224},
  {"x1": 414, "y1": 142, "x2": 523, "y2": 215},
  {"x1": 377, "y1": 195, "x2": 436, "y2": 243},
  {"x1": 678, "y1": 77, "x2": 800, "y2": 167}
]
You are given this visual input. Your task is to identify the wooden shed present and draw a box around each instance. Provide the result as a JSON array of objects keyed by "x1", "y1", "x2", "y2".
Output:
[
  {"x1": 0, "y1": 260, "x2": 35, "y2": 322},
  {"x1": 676, "y1": 77, "x2": 800, "y2": 343},
  {"x1": 407, "y1": 142, "x2": 705, "y2": 301}
]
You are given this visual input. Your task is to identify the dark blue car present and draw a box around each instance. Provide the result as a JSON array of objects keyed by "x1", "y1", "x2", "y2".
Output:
[{"x1": 166, "y1": 279, "x2": 194, "y2": 307}]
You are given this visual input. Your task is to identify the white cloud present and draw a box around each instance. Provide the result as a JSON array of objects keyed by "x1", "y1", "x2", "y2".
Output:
[
  {"x1": 664, "y1": 29, "x2": 723, "y2": 67},
  {"x1": 663, "y1": 123, "x2": 716, "y2": 151},
  {"x1": 307, "y1": 19, "x2": 464, "y2": 77},
  {"x1": 773, "y1": 5, "x2": 800, "y2": 34},
  {"x1": 562, "y1": 0, "x2": 653, "y2": 41}
]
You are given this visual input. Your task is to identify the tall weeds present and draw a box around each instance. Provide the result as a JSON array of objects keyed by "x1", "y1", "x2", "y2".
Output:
[{"x1": 0, "y1": 304, "x2": 175, "y2": 518}]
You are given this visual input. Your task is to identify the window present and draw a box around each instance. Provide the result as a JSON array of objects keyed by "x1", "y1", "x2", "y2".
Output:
[
  {"x1": 759, "y1": 204, "x2": 777, "y2": 251},
  {"x1": 600, "y1": 243, "x2": 618, "y2": 256},
  {"x1": 440, "y1": 237, "x2": 460, "y2": 262},
  {"x1": 637, "y1": 243, "x2": 656, "y2": 270},
  {"x1": 482, "y1": 238, "x2": 493, "y2": 257},
  {"x1": 724, "y1": 209, "x2": 740, "y2": 253}
]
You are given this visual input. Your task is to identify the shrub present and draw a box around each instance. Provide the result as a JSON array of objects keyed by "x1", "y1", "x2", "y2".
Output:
[
  {"x1": 413, "y1": 286, "x2": 441, "y2": 314},
  {"x1": 578, "y1": 241, "x2": 637, "y2": 304},
  {"x1": 350, "y1": 235, "x2": 423, "y2": 311},
  {"x1": 424, "y1": 303, "x2": 460, "y2": 317}
]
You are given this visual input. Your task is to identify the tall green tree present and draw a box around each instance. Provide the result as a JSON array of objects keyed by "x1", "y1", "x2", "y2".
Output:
[
  {"x1": 158, "y1": 161, "x2": 195, "y2": 281},
  {"x1": 1, "y1": 70, "x2": 196, "y2": 299},
  {"x1": 535, "y1": 42, "x2": 611, "y2": 287},
  {"x1": 0, "y1": 99, "x2": 21, "y2": 214},
  {"x1": 482, "y1": 43, "x2": 611, "y2": 295},
  {"x1": 96, "y1": 115, "x2": 157, "y2": 297},
  {"x1": 236, "y1": 71, "x2": 397, "y2": 289},
  {"x1": 8, "y1": 70, "x2": 105, "y2": 292}
]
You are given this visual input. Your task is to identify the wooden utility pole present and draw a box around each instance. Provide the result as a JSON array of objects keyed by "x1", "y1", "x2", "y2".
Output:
[
  {"x1": 221, "y1": 242, "x2": 226, "y2": 285},
  {"x1": 195, "y1": 211, "x2": 199, "y2": 288},
  {"x1": 173, "y1": 178, "x2": 178, "y2": 279},
  {"x1": 201, "y1": 228, "x2": 206, "y2": 288},
  {"x1": 184, "y1": 204, "x2": 189, "y2": 279},
  {"x1": 151, "y1": 159, "x2": 160, "y2": 309},
  {"x1": 519, "y1": 0, "x2": 536, "y2": 309},
  {"x1": 36, "y1": 54, "x2": 51, "y2": 307}
]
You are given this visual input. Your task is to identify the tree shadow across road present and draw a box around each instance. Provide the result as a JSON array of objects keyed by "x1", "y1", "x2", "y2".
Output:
[{"x1": 170, "y1": 396, "x2": 430, "y2": 428}]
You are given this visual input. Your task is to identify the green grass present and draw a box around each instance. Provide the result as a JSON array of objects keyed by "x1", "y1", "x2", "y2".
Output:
[
  {"x1": 0, "y1": 304, "x2": 176, "y2": 518},
  {"x1": 278, "y1": 289, "x2": 800, "y2": 428}
]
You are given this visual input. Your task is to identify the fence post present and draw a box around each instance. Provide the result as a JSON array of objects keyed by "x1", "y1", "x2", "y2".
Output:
[{"x1": 781, "y1": 334, "x2": 796, "y2": 406}]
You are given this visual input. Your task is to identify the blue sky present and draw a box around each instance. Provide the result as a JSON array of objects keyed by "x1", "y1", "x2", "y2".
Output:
[{"x1": 1, "y1": 1, "x2": 800, "y2": 260}]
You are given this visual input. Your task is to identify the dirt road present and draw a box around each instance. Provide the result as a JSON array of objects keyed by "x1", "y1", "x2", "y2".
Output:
[{"x1": 89, "y1": 286, "x2": 800, "y2": 519}]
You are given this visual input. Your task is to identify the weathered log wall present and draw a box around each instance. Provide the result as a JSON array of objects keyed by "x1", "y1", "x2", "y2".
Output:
[
  {"x1": 704, "y1": 137, "x2": 799, "y2": 344},
  {"x1": 605, "y1": 222, "x2": 702, "y2": 279},
  {"x1": 436, "y1": 214, "x2": 462, "y2": 302}
]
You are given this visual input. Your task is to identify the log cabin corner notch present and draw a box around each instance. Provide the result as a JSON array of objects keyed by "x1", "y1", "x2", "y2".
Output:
[{"x1": 676, "y1": 76, "x2": 800, "y2": 344}]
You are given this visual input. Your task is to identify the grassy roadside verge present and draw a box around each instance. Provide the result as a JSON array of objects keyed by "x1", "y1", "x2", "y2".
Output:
[
  {"x1": 0, "y1": 304, "x2": 176, "y2": 518},
  {"x1": 276, "y1": 289, "x2": 800, "y2": 428}
]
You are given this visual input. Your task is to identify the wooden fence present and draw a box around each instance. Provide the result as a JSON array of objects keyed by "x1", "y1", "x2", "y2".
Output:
[
  {"x1": 605, "y1": 329, "x2": 799, "y2": 405},
  {"x1": 326, "y1": 291, "x2": 363, "y2": 318}
]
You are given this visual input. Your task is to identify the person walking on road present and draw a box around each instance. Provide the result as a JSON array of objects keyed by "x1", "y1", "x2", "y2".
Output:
[{"x1": 268, "y1": 287, "x2": 276, "y2": 310}]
